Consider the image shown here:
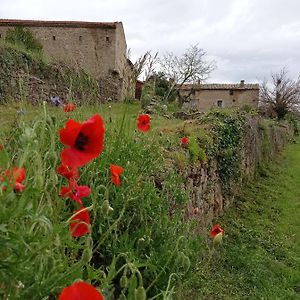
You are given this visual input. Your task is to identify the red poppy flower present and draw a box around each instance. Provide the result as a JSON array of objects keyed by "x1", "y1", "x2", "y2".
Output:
[
  {"x1": 59, "y1": 114, "x2": 105, "y2": 168},
  {"x1": 70, "y1": 208, "x2": 90, "y2": 237},
  {"x1": 59, "y1": 281, "x2": 104, "y2": 300},
  {"x1": 137, "y1": 114, "x2": 150, "y2": 132},
  {"x1": 110, "y1": 164, "x2": 124, "y2": 186},
  {"x1": 5, "y1": 167, "x2": 26, "y2": 192},
  {"x1": 64, "y1": 103, "x2": 76, "y2": 112},
  {"x1": 210, "y1": 224, "x2": 224, "y2": 238},
  {"x1": 60, "y1": 178, "x2": 90, "y2": 206},
  {"x1": 181, "y1": 136, "x2": 189, "y2": 145},
  {"x1": 57, "y1": 164, "x2": 78, "y2": 180}
]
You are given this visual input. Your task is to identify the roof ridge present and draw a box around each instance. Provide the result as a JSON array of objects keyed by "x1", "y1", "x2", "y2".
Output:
[{"x1": 0, "y1": 19, "x2": 119, "y2": 28}]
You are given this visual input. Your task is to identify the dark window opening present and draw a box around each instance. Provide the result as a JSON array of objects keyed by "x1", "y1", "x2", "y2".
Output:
[
  {"x1": 232, "y1": 99, "x2": 236, "y2": 102},
  {"x1": 253, "y1": 99, "x2": 256, "y2": 102},
  {"x1": 79, "y1": 36, "x2": 82, "y2": 41},
  {"x1": 229, "y1": 90, "x2": 234, "y2": 95},
  {"x1": 217, "y1": 100, "x2": 223, "y2": 108},
  {"x1": 0, "y1": 33, "x2": 2, "y2": 39},
  {"x1": 106, "y1": 36, "x2": 110, "y2": 42},
  {"x1": 52, "y1": 36, "x2": 56, "y2": 40}
]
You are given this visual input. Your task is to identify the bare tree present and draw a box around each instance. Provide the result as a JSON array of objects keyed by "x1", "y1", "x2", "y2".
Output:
[
  {"x1": 126, "y1": 50, "x2": 158, "y2": 98},
  {"x1": 159, "y1": 44, "x2": 216, "y2": 104},
  {"x1": 260, "y1": 69, "x2": 300, "y2": 119},
  {"x1": 127, "y1": 49, "x2": 158, "y2": 81}
]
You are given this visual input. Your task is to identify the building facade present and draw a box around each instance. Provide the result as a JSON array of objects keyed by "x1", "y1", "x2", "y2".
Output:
[
  {"x1": 179, "y1": 80, "x2": 259, "y2": 111},
  {"x1": 0, "y1": 19, "x2": 133, "y2": 101}
]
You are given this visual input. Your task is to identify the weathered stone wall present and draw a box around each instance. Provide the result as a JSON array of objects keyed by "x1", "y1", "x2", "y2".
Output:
[
  {"x1": 195, "y1": 89, "x2": 259, "y2": 110},
  {"x1": 0, "y1": 46, "x2": 99, "y2": 104},
  {"x1": 0, "y1": 20, "x2": 133, "y2": 101},
  {"x1": 181, "y1": 118, "x2": 293, "y2": 229},
  {"x1": 181, "y1": 88, "x2": 259, "y2": 111}
]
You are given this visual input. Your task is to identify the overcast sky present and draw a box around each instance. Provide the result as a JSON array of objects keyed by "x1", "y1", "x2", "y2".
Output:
[{"x1": 1, "y1": 0, "x2": 299, "y2": 83}]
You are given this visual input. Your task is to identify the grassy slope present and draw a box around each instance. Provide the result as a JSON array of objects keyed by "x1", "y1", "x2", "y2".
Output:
[{"x1": 180, "y1": 138, "x2": 300, "y2": 299}]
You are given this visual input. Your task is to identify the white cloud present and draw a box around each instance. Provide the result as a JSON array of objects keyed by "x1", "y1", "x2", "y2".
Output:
[{"x1": 0, "y1": 0, "x2": 299, "y2": 82}]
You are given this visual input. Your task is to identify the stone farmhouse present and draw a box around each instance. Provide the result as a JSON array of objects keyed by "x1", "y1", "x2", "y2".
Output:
[
  {"x1": 179, "y1": 80, "x2": 259, "y2": 111},
  {"x1": 0, "y1": 19, "x2": 134, "y2": 101}
]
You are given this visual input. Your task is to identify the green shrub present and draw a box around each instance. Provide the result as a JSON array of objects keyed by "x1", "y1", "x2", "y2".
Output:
[
  {"x1": 203, "y1": 110, "x2": 245, "y2": 194},
  {"x1": 5, "y1": 26, "x2": 43, "y2": 55}
]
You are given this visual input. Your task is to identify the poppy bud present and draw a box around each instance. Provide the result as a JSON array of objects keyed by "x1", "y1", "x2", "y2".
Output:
[
  {"x1": 120, "y1": 275, "x2": 128, "y2": 288},
  {"x1": 81, "y1": 247, "x2": 93, "y2": 264},
  {"x1": 181, "y1": 254, "x2": 191, "y2": 272},
  {"x1": 102, "y1": 200, "x2": 114, "y2": 216},
  {"x1": 135, "y1": 286, "x2": 146, "y2": 300},
  {"x1": 35, "y1": 175, "x2": 44, "y2": 189},
  {"x1": 213, "y1": 232, "x2": 224, "y2": 247}
]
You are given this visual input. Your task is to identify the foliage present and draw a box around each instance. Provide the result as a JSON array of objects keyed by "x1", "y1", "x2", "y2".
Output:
[
  {"x1": 5, "y1": 26, "x2": 43, "y2": 55},
  {"x1": 284, "y1": 114, "x2": 300, "y2": 135},
  {"x1": 177, "y1": 139, "x2": 300, "y2": 299},
  {"x1": 187, "y1": 136, "x2": 207, "y2": 163},
  {"x1": 0, "y1": 103, "x2": 204, "y2": 299},
  {"x1": 202, "y1": 110, "x2": 245, "y2": 193},
  {"x1": 0, "y1": 44, "x2": 99, "y2": 105},
  {"x1": 140, "y1": 81, "x2": 154, "y2": 108},
  {"x1": 154, "y1": 72, "x2": 177, "y2": 102}
]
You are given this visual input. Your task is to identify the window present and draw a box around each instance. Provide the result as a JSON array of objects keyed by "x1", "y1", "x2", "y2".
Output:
[
  {"x1": 106, "y1": 36, "x2": 110, "y2": 42},
  {"x1": 229, "y1": 90, "x2": 234, "y2": 95},
  {"x1": 52, "y1": 36, "x2": 56, "y2": 40},
  {"x1": 232, "y1": 99, "x2": 236, "y2": 102},
  {"x1": 0, "y1": 33, "x2": 2, "y2": 39},
  {"x1": 217, "y1": 100, "x2": 224, "y2": 108},
  {"x1": 79, "y1": 36, "x2": 82, "y2": 41}
]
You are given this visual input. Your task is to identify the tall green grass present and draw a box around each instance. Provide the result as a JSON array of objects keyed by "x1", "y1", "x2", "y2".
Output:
[{"x1": 0, "y1": 102, "x2": 204, "y2": 299}]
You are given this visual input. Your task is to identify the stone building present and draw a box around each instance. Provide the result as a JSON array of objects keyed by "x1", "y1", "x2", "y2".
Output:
[
  {"x1": 0, "y1": 19, "x2": 134, "y2": 101},
  {"x1": 179, "y1": 80, "x2": 259, "y2": 111}
]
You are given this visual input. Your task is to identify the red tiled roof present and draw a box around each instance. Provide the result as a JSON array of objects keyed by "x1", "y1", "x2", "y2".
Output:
[
  {"x1": 0, "y1": 19, "x2": 118, "y2": 29},
  {"x1": 179, "y1": 83, "x2": 259, "y2": 90}
]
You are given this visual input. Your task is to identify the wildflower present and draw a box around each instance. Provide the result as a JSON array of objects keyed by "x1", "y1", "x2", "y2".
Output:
[
  {"x1": 4, "y1": 167, "x2": 26, "y2": 192},
  {"x1": 64, "y1": 103, "x2": 76, "y2": 112},
  {"x1": 210, "y1": 224, "x2": 224, "y2": 238},
  {"x1": 56, "y1": 164, "x2": 78, "y2": 180},
  {"x1": 60, "y1": 178, "x2": 90, "y2": 206},
  {"x1": 181, "y1": 136, "x2": 189, "y2": 145},
  {"x1": 59, "y1": 281, "x2": 104, "y2": 300},
  {"x1": 210, "y1": 224, "x2": 224, "y2": 246},
  {"x1": 70, "y1": 208, "x2": 91, "y2": 237},
  {"x1": 59, "y1": 114, "x2": 105, "y2": 168},
  {"x1": 137, "y1": 114, "x2": 150, "y2": 132},
  {"x1": 110, "y1": 164, "x2": 124, "y2": 186}
]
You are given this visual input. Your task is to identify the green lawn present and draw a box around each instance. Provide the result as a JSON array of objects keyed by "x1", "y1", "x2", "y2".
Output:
[{"x1": 179, "y1": 138, "x2": 300, "y2": 299}]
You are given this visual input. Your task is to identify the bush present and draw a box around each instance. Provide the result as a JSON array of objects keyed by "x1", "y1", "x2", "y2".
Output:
[{"x1": 5, "y1": 26, "x2": 43, "y2": 55}]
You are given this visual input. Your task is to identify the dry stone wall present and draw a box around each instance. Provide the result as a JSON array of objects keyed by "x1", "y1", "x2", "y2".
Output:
[{"x1": 179, "y1": 117, "x2": 293, "y2": 229}]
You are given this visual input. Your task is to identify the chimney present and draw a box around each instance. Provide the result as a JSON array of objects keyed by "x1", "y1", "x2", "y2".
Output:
[{"x1": 240, "y1": 80, "x2": 245, "y2": 88}]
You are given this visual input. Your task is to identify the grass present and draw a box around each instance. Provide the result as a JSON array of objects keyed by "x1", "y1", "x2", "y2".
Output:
[
  {"x1": 178, "y1": 138, "x2": 300, "y2": 299},
  {"x1": 1, "y1": 101, "x2": 299, "y2": 299},
  {"x1": 0, "y1": 102, "x2": 198, "y2": 299}
]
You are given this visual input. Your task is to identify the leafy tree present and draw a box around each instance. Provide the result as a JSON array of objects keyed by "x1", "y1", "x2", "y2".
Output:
[
  {"x1": 260, "y1": 69, "x2": 300, "y2": 119},
  {"x1": 153, "y1": 72, "x2": 177, "y2": 102}
]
